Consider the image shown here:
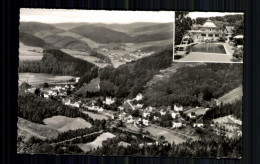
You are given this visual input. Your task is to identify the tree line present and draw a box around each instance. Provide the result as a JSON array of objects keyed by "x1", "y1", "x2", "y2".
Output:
[
  {"x1": 18, "y1": 91, "x2": 94, "y2": 124},
  {"x1": 91, "y1": 135, "x2": 241, "y2": 158}
]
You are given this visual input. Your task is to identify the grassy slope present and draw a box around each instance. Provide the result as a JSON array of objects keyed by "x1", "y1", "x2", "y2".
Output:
[{"x1": 217, "y1": 85, "x2": 242, "y2": 105}]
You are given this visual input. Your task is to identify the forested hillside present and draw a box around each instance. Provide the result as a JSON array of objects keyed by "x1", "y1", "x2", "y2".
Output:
[
  {"x1": 143, "y1": 63, "x2": 242, "y2": 107},
  {"x1": 99, "y1": 46, "x2": 173, "y2": 98},
  {"x1": 19, "y1": 22, "x2": 64, "y2": 34},
  {"x1": 19, "y1": 49, "x2": 96, "y2": 76},
  {"x1": 19, "y1": 32, "x2": 50, "y2": 48}
]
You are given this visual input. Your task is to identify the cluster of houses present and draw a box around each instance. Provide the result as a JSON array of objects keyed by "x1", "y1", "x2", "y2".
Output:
[
  {"x1": 41, "y1": 84, "x2": 75, "y2": 99},
  {"x1": 114, "y1": 91, "x2": 210, "y2": 130},
  {"x1": 62, "y1": 96, "x2": 116, "y2": 113},
  {"x1": 97, "y1": 47, "x2": 153, "y2": 63}
]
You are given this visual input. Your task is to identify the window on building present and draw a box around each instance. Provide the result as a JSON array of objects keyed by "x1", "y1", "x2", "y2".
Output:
[
  {"x1": 201, "y1": 33, "x2": 206, "y2": 37},
  {"x1": 210, "y1": 28, "x2": 211, "y2": 31},
  {"x1": 215, "y1": 34, "x2": 219, "y2": 37},
  {"x1": 208, "y1": 34, "x2": 213, "y2": 37}
]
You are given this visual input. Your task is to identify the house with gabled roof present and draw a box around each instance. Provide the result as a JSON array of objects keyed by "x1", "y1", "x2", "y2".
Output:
[{"x1": 193, "y1": 118, "x2": 204, "y2": 128}]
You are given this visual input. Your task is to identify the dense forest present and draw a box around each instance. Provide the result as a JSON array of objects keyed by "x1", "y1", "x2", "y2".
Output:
[
  {"x1": 19, "y1": 49, "x2": 96, "y2": 76},
  {"x1": 143, "y1": 63, "x2": 242, "y2": 107},
  {"x1": 99, "y1": 47, "x2": 173, "y2": 98},
  {"x1": 18, "y1": 92, "x2": 94, "y2": 124},
  {"x1": 90, "y1": 134, "x2": 241, "y2": 158},
  {"x1": 203, "y1": 100, "x2": 242, "y2": 122}
]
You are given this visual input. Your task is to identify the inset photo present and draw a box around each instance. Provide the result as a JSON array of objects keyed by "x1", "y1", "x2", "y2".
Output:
[{"x1": 174, "y1": 12, "x2": 244, "y2": 63}]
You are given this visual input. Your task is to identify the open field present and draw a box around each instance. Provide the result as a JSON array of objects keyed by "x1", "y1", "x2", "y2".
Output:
[
  {"x1": 17, "y1": 117, "x2": 60, "y2": 142},
  {"x1": 125, "y1": 123, "x2": 139, "y2": 132},
  {"x1": 43, "y1": 116, "x2": 92, "y2": 132},
  {"x1": 19, "y1": 42, "x2": 43, "y2": 61},
  {"x1": 77, "y1": 132, "x2": 115, "y2": 152},
  {"x1": 143, "y1": 124, "x2": 186, "y2": 144},
  {"x1": 218, "y1": 85, "x2": 242, "y2": 105},
  {"x1": 184, "y1": 107, "x2": 207, "y2": 116},
  {"x1": 81, "y1": 111, "x2": 109, "y2": 120},
  {"x1": 147, "y1": 62, "x2": 205, "y2": 87},
  {"x1": 61, "y1": 49, "x2": 109, "y2": 68},
  {"x1": 111, "y1": 59, "x2": 126, "y2": 68},
  {"x1": 19, "y1": 73, "x2": 74, "y2": 86}
]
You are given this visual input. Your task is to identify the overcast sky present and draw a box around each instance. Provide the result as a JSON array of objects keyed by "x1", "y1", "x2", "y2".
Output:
[
  {"x1": 188, "y1": 12, "x2": 244, "y2": 19},
  {"x1": 20, "y1": 9, "x2": 175, "y2": 24}
]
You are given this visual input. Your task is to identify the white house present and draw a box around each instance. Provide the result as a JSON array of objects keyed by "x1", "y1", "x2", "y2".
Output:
[
  {"x1": 105, "y1": 97, "x2": 115, "y2": 105},
  {"x1": 187, "y1": 112, "x2": 196, "y2": 119},
  {"x1": 118, "y1": 106, "x2": 124, "y2": 111},
  {"x1": 72, "y1": 102, "x2": 80, "y2": 108},
  {"x1": 135, "y1": 93, "x2": 143, "y2": 101},
  {"x1": 188, "y1": 19, "x2": 222, "y2": 42},
  {"x1": 126, "y1": 115, "x2": 134, "y2": 123},
  {"x1": 153, "y1": 116, "x2": 160, "y2": 120},
  {"x1": 135, "y1": 104, "x2": 144, "y2": 109},
  {"x1": 43, "y1": 94, "x2": 49, "y2": 98},
  {"x1": 174, "y1": 105, "x2": 183, "y2": 112},
  {"x1": 171, "y1": 112, "x2": 180, "y2": 119},
  {"x1": 146, "y1": 106, "x2": 155, "y2": 112},
  {"x1": 75, "y1": 77, "x2": 80, "y2": 83},
  {"x1": 143, "y1": 112, "x2": 150, "y2": 118},
  {"x1": 142, "y1": 119, "x2": 150, "y2": 126},
  {"x1": 160, "y1": 109, "x2": 167, "y2": 116},
  {"x1": 193, "y1": 119, "x2": 204, "y2": 128},
  {"x1": 172, "y1": 121, "x2": 183, "y2": 129}
]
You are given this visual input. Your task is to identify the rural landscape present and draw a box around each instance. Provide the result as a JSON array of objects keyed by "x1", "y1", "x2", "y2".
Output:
[{"x1": 18, "y1": 10, "x2": 242, "y2": 158}]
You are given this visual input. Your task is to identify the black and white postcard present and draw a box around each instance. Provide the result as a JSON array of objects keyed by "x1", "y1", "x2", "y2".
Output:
[{"x1": 18, "y1": 9, "x2": 242, "y2": 158}]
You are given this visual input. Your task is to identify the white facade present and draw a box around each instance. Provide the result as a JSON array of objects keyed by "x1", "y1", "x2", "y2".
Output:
[
  {"x1": 193, "y1": 123, "x2": 204, "y2": 128},
  {"x1": 188, "y1": 19, "x2": 222, "y2": 42},
  {"x1": 171, "y1": 112, "x2": 180, "y2": 119},
  {"x1": 106, "y1": 97, "x2": 115, "y2": 105},
  {"x1": 136, "y1": 93, "x2": 143, "y2": 101},
  {"x1": 143, "y1": 112, "x2": 150, "y2": 118},
  {"x1": 174, "y1": 105, "x2": 183, "y2": 112},
  {"x1": 142, "y1": 119, "x2": 149, "y2": 126},
  {"x1": 172, "y1": 122, "x2": 182, "y2": 128}
]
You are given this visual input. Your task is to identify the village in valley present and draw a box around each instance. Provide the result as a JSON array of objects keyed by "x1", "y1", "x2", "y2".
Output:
[{"x1": 20, "y1": 74, "x2": 242, "y2": 148}]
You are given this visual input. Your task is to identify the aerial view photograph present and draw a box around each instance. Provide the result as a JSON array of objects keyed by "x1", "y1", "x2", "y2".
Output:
[
  {"x1": 174, "y1": 12, "x2": 244, "y2": 63},
  {"x1": 18, "y1": 9, "x2": 242, "y2": 158}
]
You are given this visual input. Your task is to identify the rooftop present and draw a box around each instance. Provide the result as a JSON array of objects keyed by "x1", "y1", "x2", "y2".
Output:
[{"x1": 202, "y1": 19, "x2": 217, "y2": 28}]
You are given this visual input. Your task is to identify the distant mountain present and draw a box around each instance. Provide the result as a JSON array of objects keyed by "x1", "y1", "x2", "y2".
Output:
[
  {"x1": 132, "y1": 32, "x2": 173, "y2": 43},
  {"x1": 44, "y1": 35, "x2": 91, "y2": 51},
  {"x1": 19, "y1": 32, "x2": 49, "y2": 48},
  {"x1": 51, "y1": 23, "x2": 88, "y2": 30},
  {"x1": 19, "y1": 22, "x2": 64, "y2": 34},
  {"x1": 34, "y1": 30, "x2": 53, "y2": 38},
  {"x1": 70, "y1": 25, "x2": 132, "y2": 44}
]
